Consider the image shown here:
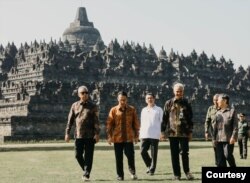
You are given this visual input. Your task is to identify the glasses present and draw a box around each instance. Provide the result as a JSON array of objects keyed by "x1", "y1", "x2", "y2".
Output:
[{"x1": 80, "y1": 91, "x2": 88, "y2": 95}]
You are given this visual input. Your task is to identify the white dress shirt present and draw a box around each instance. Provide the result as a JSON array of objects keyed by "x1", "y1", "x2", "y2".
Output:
[{"x1": 139, "y1": 105, "x2": 163, "y2": 139}]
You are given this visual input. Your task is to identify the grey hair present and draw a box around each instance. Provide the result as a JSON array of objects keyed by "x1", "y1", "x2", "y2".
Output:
[
  {"x1": 173, "y1": 83, "x2": 184, "y2": 91},
  {"x1": 78, "y1": 85, "x2": 88, "y2": 93}
]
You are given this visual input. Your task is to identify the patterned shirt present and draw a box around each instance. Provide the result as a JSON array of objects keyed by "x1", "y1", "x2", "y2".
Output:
[
  {"x1": 106, "y1": 104, "x2": 140, "y2": 143},
  {"x1": 213, "y1": 108, "x2": 238, "y2": 142},
  {"x1": 204, "y1": 105, "x2": 218, "y2": 134},
  {"x1": 65, "y1": 100, "x2": 100, "y2": 138},
  {"x1": 161, "y1": 97, "x2": 193, "y2": 137},
  {"x1": 238, "y1": 120, "x2": 248, "y2": 135}
]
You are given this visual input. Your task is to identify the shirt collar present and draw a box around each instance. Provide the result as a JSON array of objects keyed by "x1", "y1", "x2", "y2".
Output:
[
  {"x1": 118, "y1": 104, "x2": 127, "y2": 111},
  {"x1": 220, "y1": 107, "x2": 230, "y2": 113},
  {"x1": 79, "y1": 100, "x2": 88, "y2": 105}
]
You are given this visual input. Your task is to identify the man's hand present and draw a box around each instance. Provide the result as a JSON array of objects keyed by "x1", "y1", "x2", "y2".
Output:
[
  {"x1": 160, "y1": 133, "x2": 166, "y2": 141},
  {"x1": 188, "y1": 133, "x2": 192, "y2": 141},
  {"x1": 205, "y1": 132, "x2": 209, "y2": 141},
  {"x1": 134, "y1": 138, "x2": 139, "y2": 144},
  {"x1": 65, "y1": 134, "x2": 70, "y2": 143},
  {"x1": 212, "y1": 140, "x2": 217, "y2": 147},
  {"x1": 94, "y1": 134, "x2": 100, "y2": 143},
  {"x1": 107, "y1": 138, "x2": 112, "y2": 145},
  {"x1": 230, "y1": 137, "x2": 236, "y2": 144}
]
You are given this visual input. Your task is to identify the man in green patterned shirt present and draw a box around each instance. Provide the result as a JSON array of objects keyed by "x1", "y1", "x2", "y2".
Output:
[{"x1": 204, "y1": 94, "x2": 219, "y2": 165}]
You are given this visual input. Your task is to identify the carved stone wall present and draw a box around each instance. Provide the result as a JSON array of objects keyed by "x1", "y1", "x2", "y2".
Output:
[{"x1": 1, "y1": 8, "x2": 250, "y2": 141}]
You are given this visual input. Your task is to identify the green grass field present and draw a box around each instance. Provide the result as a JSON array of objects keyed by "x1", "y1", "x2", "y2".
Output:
[{"x1": 0, "y1": 141, "x2": 249, "y2": 183}]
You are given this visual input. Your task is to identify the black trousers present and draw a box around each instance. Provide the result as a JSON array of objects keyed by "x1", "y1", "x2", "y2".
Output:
[
  {"x1": 75, "y1": 138, "x2": 95, "y2": 177},
  {"x1": 216, "y1": 142, "x2": 236, "y2": 167},
  {"x1": 169, "y1": 137, "x2": 190, "y2": 177},
  {"x1": 211, "y1": 143, "x2": 218, "y2": 166},
  {"x1": 238, "y1": 134, "x2": 248, "y2": 157},
  {"x1": 140, "y1": 138, "x2": 159, "y2": 173},
  {"x1": 114, "y1": 142, "x2": 136, "y2": 178}
]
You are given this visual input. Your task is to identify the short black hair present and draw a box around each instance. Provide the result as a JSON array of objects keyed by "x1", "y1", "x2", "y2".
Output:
[
  {"x1": 118, "y1": 91, "x2": 127, "y2": 97},
  {"x1": 146, "y1": 92, "x2": 155, "y2": 98},
  {"x1": 239, "y1": 113, "x2": 246, "y2": 117},
  {"x1": 220, "y1": 93, "x2": 229, "y2": 104}
]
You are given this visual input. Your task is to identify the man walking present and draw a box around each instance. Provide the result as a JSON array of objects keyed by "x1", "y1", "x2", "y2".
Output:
[
  {"x1": 106, "y1": 91, "x2": 140, "y2": 181},
  {"x1": 213, "y1": 94, "x2": 238, "y2": 167},
  {"x1": 65, "y1": 85, "x2": 100, "y2": 181},
  {"x1": 140, "y1": 93, "x2": 163, "y2": 175},
  {"x1": 237, "y1": 113, "x2": 248, "y2": 159},
  {"x1": 161, "y1": 83, "x2": 194, "y2": 180},
  {"x1": 204, "y1": 94, "x2": 219, "y2": 165}
]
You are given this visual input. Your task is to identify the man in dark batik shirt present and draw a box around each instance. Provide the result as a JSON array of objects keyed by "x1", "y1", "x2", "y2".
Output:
[{"x1": 65, "y1": 85, "x2": 100, "y2": 181}]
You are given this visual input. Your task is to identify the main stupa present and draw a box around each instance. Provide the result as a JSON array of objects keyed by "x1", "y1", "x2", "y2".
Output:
[{"x1": 62, "y1": 7, "x2": 102, "y2": 50}]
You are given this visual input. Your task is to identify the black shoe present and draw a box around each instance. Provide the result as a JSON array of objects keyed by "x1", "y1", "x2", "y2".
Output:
[
  {"x1": 244, "y1": 156, "x2": 247, "y2": 159},
  {"x1": 117, "y1": 176, "x2": 124, "y2": 181},
  {"x1": 185, "y1": 172, "x2": 194, "y2": 180},
  {"x1": 130, "y1": 174, "x2": 138, "y2": 180},
  {"x1": 82, "y1": 175, "x2": 90, "y2": 182},
  {"x1": 146, "y1": 167, "x2": 154, "y2": 175},
  {"x1": 149, "y1": 172, "x2": 154, "y2": 176},
  {"x1": 240, "y1": 155, "x2": 243, "y2": 159},
  {"x1": 172, "y1": 176, "x2": 181, "y2": 180}
]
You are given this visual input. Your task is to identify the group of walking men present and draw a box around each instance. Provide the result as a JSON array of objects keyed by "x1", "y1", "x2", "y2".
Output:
[
  {"x1": 205, "y1": 93, "x2": 248, "y2": 167},
  {"x1": 65, "y1": 83, "x2": 248, "y2": 181}
]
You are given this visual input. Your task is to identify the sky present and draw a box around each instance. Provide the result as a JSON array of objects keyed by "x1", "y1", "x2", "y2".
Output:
[{"x1": 0, "y1": 0, "x2": 250, "y2": 69}]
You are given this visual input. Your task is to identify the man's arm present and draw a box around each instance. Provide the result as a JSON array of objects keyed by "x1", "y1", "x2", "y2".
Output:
[
  {"x1": 106, "y1": 108, "x2": 115, "y2": 145},
  {"x1": 230, "y1": 109, "x2": 238, "y2": 144},
  {"x1": 65, "y1": 104, "x2": 75, "y2": 142},
  {"x1": 204, "y1": 107, "x2": 212, "y2": 140},
  {"x1": 132, "y1": 108, "x2": 140, "y2": 143},
  {"x1": 160, "y1": 101, "x2": 169, "y2": 140},
  {"x1": 93, "y1": 106, "x2": 100, "y2": 143}
]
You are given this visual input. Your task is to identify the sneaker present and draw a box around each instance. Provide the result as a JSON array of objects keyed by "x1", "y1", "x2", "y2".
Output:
[
  {"x1": 82, "y1": 175, "x2": 90, "y2": 182},
  {"x1": 172, "y1": 176, "x2": 181, "y2": 180},
  {"x1": 186, "y1": 172, "x2": 194, "y2": 180},
  {"x1": 131, "y1": 174, "x2": 138, "y2": 180}
]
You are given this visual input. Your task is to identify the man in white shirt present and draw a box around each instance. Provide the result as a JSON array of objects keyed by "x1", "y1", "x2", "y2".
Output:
[{"x1": 140, "y1": 92, "x2": 163, "y2": 175}]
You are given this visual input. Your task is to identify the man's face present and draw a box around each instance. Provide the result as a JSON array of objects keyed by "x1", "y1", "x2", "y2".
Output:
[
  {"x1": 213, "y1": 96, "x2": 218, "y2": 107},
  {"x1": 217, "y1": 96, "x2": 226, "y2": 108},
  {"x1": 145, "y1": 95, "x2": 155, "y2": 106},
  {"x1": 118, "y1": 95, "x2": 127, "y2": 107},
  {"x1": 78, "y1": 90, "x2": 89, "y2": 101},
  {"x1": 174, "y1": 87, "x2": 183, "y2": 99},
  {"x1": 239, "y1": 115, "x2": 245, "y2": 121}
]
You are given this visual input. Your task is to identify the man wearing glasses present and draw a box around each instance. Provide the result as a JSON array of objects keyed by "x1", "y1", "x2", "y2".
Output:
[{"x1": 65, "y1": 85, "x2": 100, "y2": 181}]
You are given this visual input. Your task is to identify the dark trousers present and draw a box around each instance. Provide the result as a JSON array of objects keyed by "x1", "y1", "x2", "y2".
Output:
[
  {"x1": 238, "y1": 134, "x2": 248, "y2": 158},
  {"x1": 140, "y1": 138, "x2": 159, "y2": 173},
  {"x1": 75, "y1": 138, "x2": 95, "y2": 177},
  {"x1": 169, "y1": 137, "x2": 190, "y2": 177},
  {"x1": 211, "y1": 143, "x2": 218, "y2": 166},
  {"x1": 216, "y1": 142, "x2": 236, "y2": 167},
  {"x1": 114, "y1": 142, "x2": 136, "y2": 178}
]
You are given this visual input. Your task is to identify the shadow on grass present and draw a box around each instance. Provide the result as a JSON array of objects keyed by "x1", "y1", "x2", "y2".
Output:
[{"x1": 0, "y1": 144, "x2": 213, "y2": 152}]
